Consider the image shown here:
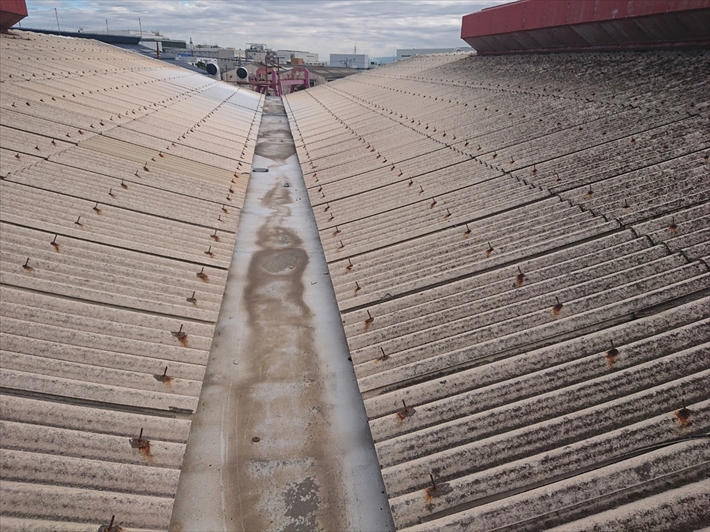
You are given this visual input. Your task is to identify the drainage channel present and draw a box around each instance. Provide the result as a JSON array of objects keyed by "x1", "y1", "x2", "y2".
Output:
[{"x1": 170, "y1": 96, "x2": 394, "y2": 532}]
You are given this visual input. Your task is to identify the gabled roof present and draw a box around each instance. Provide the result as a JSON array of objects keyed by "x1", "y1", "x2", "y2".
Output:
[
  {"x1": 0, "y1": 29, "x2": 262, "y2": 530},
  {"x1": 284, "y1": 49, "x2": 710, "y2": 530}
]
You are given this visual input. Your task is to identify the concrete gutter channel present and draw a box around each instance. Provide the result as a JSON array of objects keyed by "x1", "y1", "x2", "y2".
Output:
[{"x1": 170, "y1": 96, "x2": 395, "y2": 531}]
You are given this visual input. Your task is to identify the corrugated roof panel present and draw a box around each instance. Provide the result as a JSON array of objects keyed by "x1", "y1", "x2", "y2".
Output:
[
  {"x1": 284, "y1": 48, "x2": 710, "y2": 530},
  {"x1": 0, "y1": 29, "x2": 263, "y2": 530}
]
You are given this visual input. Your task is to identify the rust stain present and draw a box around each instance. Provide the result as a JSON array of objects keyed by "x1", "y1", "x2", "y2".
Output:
[
  {"x1": 675, "y1": 400, "x2": 692, "y2": 425},
  {"x1": 552, "y1": 297, "x2": 564, "y2": 316},
  {"x1": 605, "y1": 340, "x2": 619, "y2": 367},
  {"x1": 196, "y1": 267, "x2": 209, "y2": 282},
  {"x1": 515, "y1": 267, "x2": 525, "y2": 287}
]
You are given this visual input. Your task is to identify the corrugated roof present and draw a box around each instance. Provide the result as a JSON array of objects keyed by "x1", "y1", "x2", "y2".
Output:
[
  {"x1": 284, "y1": 49, "x2": 710, "y2": 530},
  {"x1": 0, "y1": 30, "x2": 262, "y2": 531}
]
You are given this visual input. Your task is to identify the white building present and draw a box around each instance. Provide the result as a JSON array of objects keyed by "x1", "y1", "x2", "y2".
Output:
[
  {"x1": 329, "y1": 53, "x2": 370, "y2": 69},
  {"x1": 275, "y1": 50, "x2": 319, "y2": 65}
]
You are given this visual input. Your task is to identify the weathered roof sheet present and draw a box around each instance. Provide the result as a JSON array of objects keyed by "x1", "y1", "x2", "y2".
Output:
[
  {"x1": 0, "y1": 30, "x2": 262, "y2": 531},
  {"x1": 284, "y1": 49, "x2": 710, "y2": 531}
]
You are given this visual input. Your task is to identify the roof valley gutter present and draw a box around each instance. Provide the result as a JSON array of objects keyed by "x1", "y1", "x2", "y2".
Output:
[{"x1": 170, "y1": 96, "x2": 394, "y2": 531}]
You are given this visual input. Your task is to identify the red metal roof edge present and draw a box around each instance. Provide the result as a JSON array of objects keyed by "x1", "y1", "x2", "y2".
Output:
[
  {"x1": 462, "y1": 0, "x2": 710, "y2": 39},
  {"x1": 0, "y1": 0, "x2": 27, "y2": 30}
]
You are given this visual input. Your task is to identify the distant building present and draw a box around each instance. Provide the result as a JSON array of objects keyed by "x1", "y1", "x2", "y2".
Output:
[
  {"x1": 396, "y1": 47, "x2": 474, "y2": 60},
  {"x1": 329, "y1": 53, "x2": 370, "y2": 69},
  {"x1": 275, "y1": 49, "x2": 319, "y2": 65},
  {"x1": 185, "y1": 45, "x2": 243, "y2": 72}
]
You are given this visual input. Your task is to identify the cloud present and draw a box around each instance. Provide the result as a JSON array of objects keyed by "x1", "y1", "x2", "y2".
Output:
[{"x1": 23, "y1": 0, "x2": 507, "y2": 59}]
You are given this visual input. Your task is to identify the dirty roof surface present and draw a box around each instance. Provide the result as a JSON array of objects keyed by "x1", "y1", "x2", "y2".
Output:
[
  {"x1": 0, "y1": 30, "x2": 262, "y2": 531},
  {"x1": 284, "y1": 50, "x2": 710, "y2": 531}
]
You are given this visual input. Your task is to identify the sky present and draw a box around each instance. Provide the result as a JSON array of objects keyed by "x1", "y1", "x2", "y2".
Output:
[{"x1": 21, "y1": 0, "x2": 508, "y2": 59}]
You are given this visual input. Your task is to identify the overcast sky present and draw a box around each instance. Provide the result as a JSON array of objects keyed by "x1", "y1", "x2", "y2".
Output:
[{"x1": 22, "y1": 0, "x2": 507, "y2": 59}]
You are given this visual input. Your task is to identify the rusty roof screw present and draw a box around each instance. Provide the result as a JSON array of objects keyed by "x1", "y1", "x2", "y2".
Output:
[
  {"x1": 354, "y1": 281, "x2": 361, "y2": 293},
  {"x1": 585, "y1": 184, "x2": 594, "y2": 198},
  {"x1": 623, "y1": 199, "x2": 630, "y2": 209},
  {"x1": 532, "y1": 165, "x2": 537, "y2": 175},
  {"x1": 606, "y1": 340, "x2": 619, "y2": 366},
  {"x1": 108, "y1": 188, "x2": 115, "y2": 198},
  {"x1": 668, "y1": 216, "x2": 678, "y2": 233},
  {"x1": 377, "y1": 346, "x2": 388, "y2": 361},
  {"x1": 333, "y1": 226, "x2": 341, "y2": 236},
  {"x1": 464, "y1": 223, "x2": 471, "y2": 236},
  {"x1": 346, "y1": 258, "x2": 353, "y2": 271},
  {"x1": 93, "y1": 203, "x2": 101, "y2": 213},
  {"x1": 226, "y1": 194, "x2": 232, "y2": 201},
  {"x1": 419, "y1": 185, "x2": 424, "y2": 195},
  {"x1": 204, "y1": 246, "x2": 213, "y2": 257},
  {"x1": 324, "y1": 203, "x2": 330, "y2": 212},
  {"x1": 75, "y1": 216, "x2": 83, "y2": 226},
  {"x1": 98, "y1": 514, "x2": 118, "y2": 532},
  {"x1": 154, "y1": 366, "x2": 170, "y2": 382},
  {"x1": 172, "y1": 325, "x2": 187, "y2": 340},
  {"x1": 365, "y1": 310, "x2": 375, "y2": 325},
  {"x1": 143, "y1": 163, "x2": 149, "y2": 172},
  {"x1": 211, "y1": 229, "x2": 219, "y2": 241},
  {"x1": 676, "y1": 399, "x2": 692, "y2": 424},
  {"x1": 186, "y1": 291, "x2": 197, "y2": 303},
  {"x1": 430, "y1": 198, "x2": 437, "y2": 208},
  {"x1": 196, "y1": 267, "x2": 207, "y2": 279},
  {"x1": 553, "y1": 296, "x2": 564, "y2": 315},
  {"x1": 408, "y1": 178, "x2": 414, "y2": 187},
  {"x1": 485, "y1": 242, "x2": 494, "y2": 257},
  {"x1": 15, "y1": 153, "x2": 20, "y2": 159},
  {"x1": 328, "y1": 213, "x2": 335, "y2": 222},
  {"x1": 516, "y1": 267, "x2": 525, "y2": 286},
  {"x1": 492, "y1": 152, "x2": 497, "y2": 160},
  {"x1": 222, "y1": 205, "x2": 228, "y2": 213},
  {"x1": 129, "y1": 428, "x2": 149, "y2": 450},
  {"x1": 22, "y1": 258, "x2": 33, "y2": 271},
  {"x1": 51, "y1": 234, "x2": 60, "y2": 251},
  {"x1": 120, "y1": 179, "x2": 128, "y2": 189},
  {"x1": 397, "y1": 400, "x2": 413, "y2": 420}
]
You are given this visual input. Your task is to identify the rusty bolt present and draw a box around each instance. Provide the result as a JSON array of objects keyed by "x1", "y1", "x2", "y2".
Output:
[{"x1": 172, "y1": 324, "x2": 187, "y2": 340}]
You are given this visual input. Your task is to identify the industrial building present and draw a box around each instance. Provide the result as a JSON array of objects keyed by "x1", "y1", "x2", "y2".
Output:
[{"x1": 1, "y1": 0, "x2": 709, "y2": 530}]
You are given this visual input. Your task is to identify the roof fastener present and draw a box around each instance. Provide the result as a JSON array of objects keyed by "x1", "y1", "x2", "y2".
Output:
[
  {"x1": 354, "y1": 281, "x2": 361, "y2": 293},
  {"x1": 444, "y1": 208, "x2": 451, "y2": 219},
  {"x1": 186, "y1": 291, "x2": 197, "y2": 303},
  {"x1": 204, "y1": 246, "x2": 214, "y2": 257},
  {"x1": 129, "y1": 428, "x2": 150, "y2": 450},
  {"x1": 98, "y1": 514, "x2": 120, "y2": 532},
  {"x1": 623, "y1": 199, "x2": 629, "y2": 209},
  {"x1": 210, "y1": 229, "x2": 220, "y2": 241},
  {"x1": 22, "y1": 258, "x2": 33, "y2": 270},
  {"x1": 75, "y1": 216, "x2": 83, "y2": 226},
  {"x1": 222, "y1": 205, "x2": 228, "y2": 213},
  {"x1": 196, "y1": 267, "x2": 207, "y2": 279},
  {"x1": 485, "y1": 242, "x2": 494, "y2": 257},
  {"x1": 464, "y1": 223, "x2": 471, "y2": 235},
  {"x1": 324, "y1": 203, "x2": 330, "y2": 212},
  {"x1": 585, "y1": 184, "x2": 594, "y2": 198},
  {"x1": 172, "y1": 325, "x2": 187, "y2": 340},
  {"x1": 154, "y1": 366, "x2": 171, "y2": 382},
  {"x1": 606, "y1": 340, "x2": 619, "y2": 366},
  {"x1": 430, "y1": 197, "x2": 437, "y2": 208},
  {"x1": 516, "y1": 267, "x2": 525, "y2": 286},
  {"x1": 377, "y1": 346, "x2": 388, "y2": 361},
  {"x1": 51, "y1": 234, "x2": 60, "y2": 251},
  {"x1": 397, "y1": 400, "x2": 414, "y2": 420},
  {"x1": 553, "y1": 296, "x2": 564, "y2": 315},
  {"x1": 108, "y1": 188, "x2": 115, "y2": 198},
  {"x1": 676, "y1": 399, "x2": 692, "y2": 424},
  {"x1": 333, "y1": 226, "x2": 340, "y2": 236},
  {"x1": 668, "y1": 217, "x2": 678, "y2": 233},
  {"x1": 346, "y1": 258, "x2": 353, "y2": 271},
  {"x1": 365, "y1": 311, "x2": 374, "y2": 325},
  {"x1": 93, "y1": 203, "x2": 101, "y2": 213}
]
